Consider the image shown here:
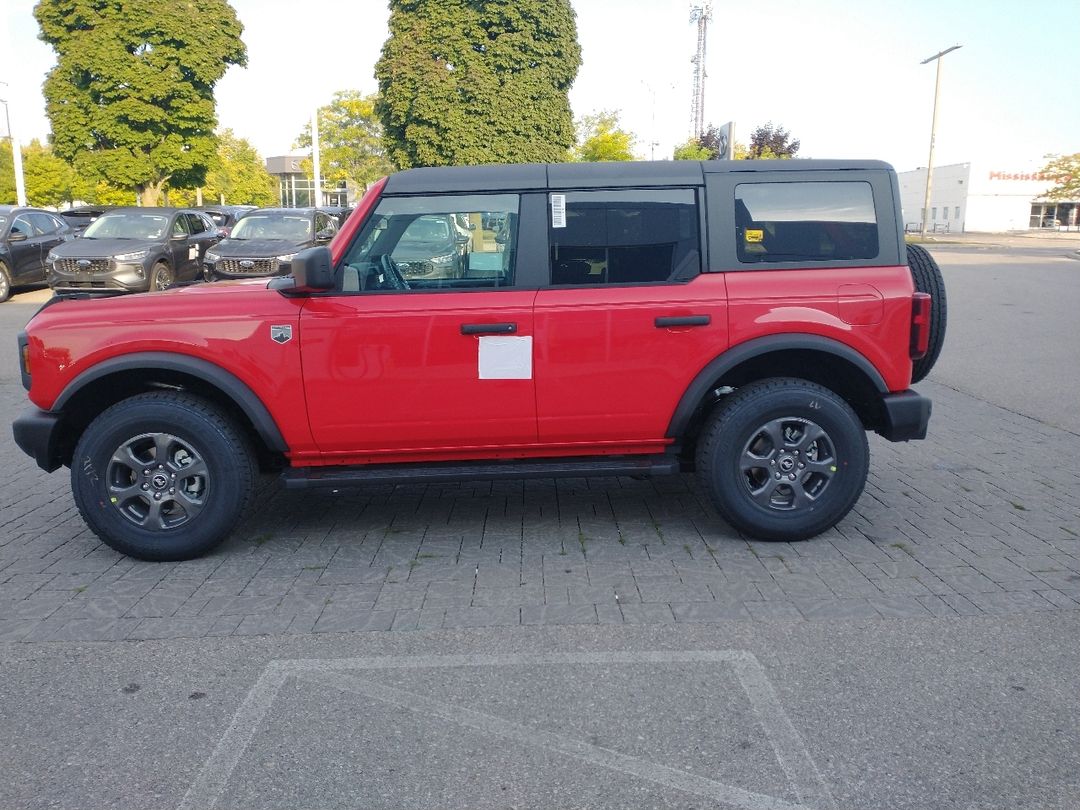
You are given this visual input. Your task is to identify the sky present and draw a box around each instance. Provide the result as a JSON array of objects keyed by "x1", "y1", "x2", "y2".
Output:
[{"x1": 2, "y1": 0, "x2": 1078, "y2": 174}]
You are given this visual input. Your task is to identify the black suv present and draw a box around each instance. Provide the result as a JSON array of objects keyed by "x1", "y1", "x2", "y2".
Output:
[
  {"x1": 202, "y1": 208, "x2": 338, "y2": 281},
  {"x1": 0, "y1": 207, "x2": 75, "y2": 303},
  {"x1": 47, "y1": 208, "x2": 221, "y2": 294}
]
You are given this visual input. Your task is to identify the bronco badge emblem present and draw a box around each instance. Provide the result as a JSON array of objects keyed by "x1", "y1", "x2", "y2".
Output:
[{"x1": 270, "y1": 325, "x2": 292, "y2": 344}]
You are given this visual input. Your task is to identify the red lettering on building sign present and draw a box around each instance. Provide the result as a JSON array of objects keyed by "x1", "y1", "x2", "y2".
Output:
[{"x1": 989, "y1": 171, "x2": 1072, "y2": 183}]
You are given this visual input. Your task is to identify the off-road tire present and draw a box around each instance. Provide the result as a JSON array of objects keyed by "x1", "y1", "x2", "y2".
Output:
[
  {"x1": 906, "y1": 243, "x2": 947, "y2": 383},
  {"x1": 695, "y1": 377, "x2": 869, "y2": 541},
  {"x1": 71, "y1": 392, "x2": 257, "y2": 561}
]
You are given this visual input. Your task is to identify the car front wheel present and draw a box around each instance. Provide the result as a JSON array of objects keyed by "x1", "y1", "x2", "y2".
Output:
[
  {"x1": 71, "y1": 392, "x2": 257, "y2": 561},
  {"x1": 695, "y1": 378, "x2": 869, "y2": 541}
]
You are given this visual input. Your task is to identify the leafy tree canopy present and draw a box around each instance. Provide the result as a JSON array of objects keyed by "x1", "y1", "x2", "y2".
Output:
[
  {"x1": 376, "y1": 0, "x2": 581, "y2": 167},
  {"x1": 0, "y1": 141, "x2": 15, "y2": 205},
  {"x1": 295, "y1": 91, "x2": 395, "y2": 192},
  {"x1": 34, "y1": 0, "x2": 247, "y2": 206},
  {"x1": 573, "y1": 111, "x2": 635, "y2": 162},
  {"x1": 747, "y1": 122, "x2": 800, "y2": 159},
  {"x1": 23, "y1": 140, "x2": 79, "y2": 207},
  {"x1": 1040, "y1": 153, "x2": 1080, "y2": 200},
  {"x1": 169, "y1": 129, "x2": 275, "y2": 206},
  {"x1": 673, "y1": 124, "x2": 747, "y2": 161},
  {"x1": 672, "y1": 138, "x2": 712, "y2": 161}
]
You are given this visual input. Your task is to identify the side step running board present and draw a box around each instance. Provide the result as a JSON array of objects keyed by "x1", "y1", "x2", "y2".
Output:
[{"x1": 281, "y1": 455, "x2": 681, "y2": 490}]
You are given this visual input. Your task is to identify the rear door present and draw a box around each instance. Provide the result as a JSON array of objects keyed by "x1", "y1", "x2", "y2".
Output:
[
  {"x1": 183, "y1": 213, "x2": 218, "y2": 279},
  {"x1": 300, "y1": 192, "x2": 545, "y2": 458},
  {"x1": 533, "y1": 188, "x2": 729, "y2": 446}
]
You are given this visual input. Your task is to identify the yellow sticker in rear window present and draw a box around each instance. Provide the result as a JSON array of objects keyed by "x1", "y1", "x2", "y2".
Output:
[{"x1": 745, "y1": 229, "x2": 764, "y2": 243}]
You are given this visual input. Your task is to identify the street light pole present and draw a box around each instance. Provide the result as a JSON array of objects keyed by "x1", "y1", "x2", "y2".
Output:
[
  {"x1": 920, "y1": 45, "x2": 962, "y2": 238},
  {"x1": 0, "y1": 82, "x2": 27, "y2": 206}
]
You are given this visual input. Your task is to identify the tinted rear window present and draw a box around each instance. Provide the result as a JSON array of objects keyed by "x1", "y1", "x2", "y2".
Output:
[{"x1": 735, "y1": 181, "x2": 878, "y2": 263}]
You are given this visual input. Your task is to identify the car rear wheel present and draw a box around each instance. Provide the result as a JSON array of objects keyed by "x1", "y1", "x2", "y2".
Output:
[
  {"x1": 695, "y1": 378, "x2": 869, "y2": 541},
  {"x1": 71, "y1": 392, "x2": 257, "y2": 561},
  {"x1": 150, "y1": 261, "x2": 173, "y2": 292},
  {"x1": 906, "y1": 244, "x2": 947, "y2": 383},
  {"x1": 0, "y1": 262, "x2": 11, "y2": 303}
]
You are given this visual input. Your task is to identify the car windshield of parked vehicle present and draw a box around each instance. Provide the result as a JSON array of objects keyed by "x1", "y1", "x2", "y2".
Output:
[
  {"x1": 230, "y1": 214, "x2": 312, "y2": 241},
  {"x1": 82, "y1": 213, "x2": 170, "y2": 240}
]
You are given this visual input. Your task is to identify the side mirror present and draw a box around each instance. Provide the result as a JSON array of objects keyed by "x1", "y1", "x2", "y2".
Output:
[
  {"x1": 171, "y1": 233, "x2": 187, "y2": 241},
  {"x1": 291, "y1": 246, "x2": 334, "y2": 291},
  {"x1": 315, "y1": 229, "x2": 334, "y2": 242},
  {"x1": 9, "y1": 231, "x2": 27, "y2": 242}
]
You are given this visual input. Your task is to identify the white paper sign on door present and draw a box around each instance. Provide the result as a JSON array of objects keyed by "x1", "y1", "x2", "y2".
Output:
[{"x1": 478, "y1": 336, "x2": 533, "y2": 380}]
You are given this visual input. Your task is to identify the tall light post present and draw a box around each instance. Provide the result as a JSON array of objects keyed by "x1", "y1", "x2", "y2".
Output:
[
  {"x1": 0, "y1": 82, "x2": 27, "y2": 206},
  {"x1": 920, "y1": 45, "x2": 962, "y2": 237}
]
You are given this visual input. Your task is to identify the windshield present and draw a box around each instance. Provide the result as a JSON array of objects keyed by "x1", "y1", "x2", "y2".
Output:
[
  {"x1": 82, "y1": 212, "x2": 170, "y2": 240},
  {"x1": 230, "y1": 213, "x2": 312, "y2": 241},
  {"x1": 401, "y1": 215, "x2": 451, "y2": 243}
]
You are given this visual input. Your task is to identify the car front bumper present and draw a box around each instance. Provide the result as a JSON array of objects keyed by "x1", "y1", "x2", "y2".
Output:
[
  {"x1": 48, "y1": 262, "x2": 151, "y2": 293},
  {"x1": 877, "y1": 390, "x2": 932, "y2": 442}
]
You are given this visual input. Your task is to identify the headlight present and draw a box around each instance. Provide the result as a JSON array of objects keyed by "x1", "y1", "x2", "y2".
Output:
[
  {"x1": 204, "y1": 252, "x2": 220, "y2": 262},
  {"x1": 276, "y1": 253, "x2": 296, "y2": 263},
  {"x1": 114, "y1": 249, "x2": 150, "y2": 261},
  {"x1": 430, "y1": 252, "x2": 457, "y2": 266}
]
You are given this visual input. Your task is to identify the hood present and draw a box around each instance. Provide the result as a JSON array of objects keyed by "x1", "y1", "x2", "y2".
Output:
[
  {"x1": 52, "y1": 237, "x2": 163, "y2": 258},
  {"x1": 393, "y1": 239, "x2": 456, "y2": 261},
  {"x1": 211, "y1": 238, "x2": 311, "y2": 258}
]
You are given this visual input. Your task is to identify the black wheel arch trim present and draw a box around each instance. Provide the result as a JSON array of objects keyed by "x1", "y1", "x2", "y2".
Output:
[
  {"x1": 53, "y1": 352, "x2": 289, "y2": 453},
  {"x1": 666, "y1": 333, "x2": 889, "y2": 438}
]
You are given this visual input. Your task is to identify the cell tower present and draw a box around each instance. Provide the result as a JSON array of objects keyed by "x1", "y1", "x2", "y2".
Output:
[{"x1": 689, "y1": 2, "x2": 713, "y2": 138}]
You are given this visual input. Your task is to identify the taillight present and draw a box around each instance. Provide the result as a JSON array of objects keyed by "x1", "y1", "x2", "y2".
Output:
[{"x1": 910, "y1": 292, "x2": 931, "y2": 360}]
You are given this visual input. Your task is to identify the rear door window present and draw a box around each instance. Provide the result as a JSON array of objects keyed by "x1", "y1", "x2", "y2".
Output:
[
  {"x1": 548, "y1": 189, "x2": 700, "y2": 285},
  {"x1": 734, "y1": 181, "x2": 878, "y2": 263}
]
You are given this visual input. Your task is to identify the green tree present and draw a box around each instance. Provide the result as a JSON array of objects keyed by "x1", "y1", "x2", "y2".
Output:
[
  {"x1": 1040, "y1": 153, "x2": 1080, "y2": 200},
  {"x1": 22, "y1": 140, "x2": 79, "y2": 207},
  {"x1": 35, "y1": 0, "x2": 247, "y2": 207},
  {"x1": 295, "y1": 91, "x2": 395, "y2": 192},
  {"x1": 573, "y1": 111, "x2": 635, "y2": 162},
  {"x1": 0, "y1": 141, "x2": 15, "y2": 204},
  {"x1": 673, "y1": 138, "x2": 712, "y2": 161},
  {"x1": 747, "y1": 122, "x2": 800, "y2": 159},
  {"x1": 376, "y1": 0, "x2": 581, "y2": 167},
  {"x1": 170, "y1": 129, "x2": 275, "y2": 206}
]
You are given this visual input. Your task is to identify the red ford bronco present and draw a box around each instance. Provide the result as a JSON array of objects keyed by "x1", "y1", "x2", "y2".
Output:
[{"x1": 13, "y1": 160, "x2": 945, "y2": 560}]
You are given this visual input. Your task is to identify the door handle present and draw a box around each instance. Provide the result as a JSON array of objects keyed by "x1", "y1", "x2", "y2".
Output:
[
  {"x1": 655, "y1": 315, "x2": 710, "y2": 328},
  {"x1": 460, "y1": 322, "x2": 517, "y2": 335}
]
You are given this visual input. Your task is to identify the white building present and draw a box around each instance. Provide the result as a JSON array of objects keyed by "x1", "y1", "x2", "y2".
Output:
[{"x1": 898, "y1": 160, "x2": 1077, "y2": 233}]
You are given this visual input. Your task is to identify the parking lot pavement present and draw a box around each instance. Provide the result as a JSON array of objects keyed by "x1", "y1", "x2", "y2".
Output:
[{"x1": 1, "y1": 257, "x2": 1078, "y2": 645}]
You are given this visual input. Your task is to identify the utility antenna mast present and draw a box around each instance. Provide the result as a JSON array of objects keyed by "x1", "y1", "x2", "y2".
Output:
[{"x1": 689, "y1": 1, "x2": 712, "y2": 138}]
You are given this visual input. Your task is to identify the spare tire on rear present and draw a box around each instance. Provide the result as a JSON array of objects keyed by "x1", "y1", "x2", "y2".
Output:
[{"x1": 906, "y1": 243, "x2": 947, "y2": 383}]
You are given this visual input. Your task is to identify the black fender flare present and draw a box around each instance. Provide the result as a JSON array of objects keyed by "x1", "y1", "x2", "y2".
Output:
[
  {"x1": 666, "y1": 333, "x2": 888, "y2": 438},
  {"x1": 53, "y1": 352, "x2": 288, "y2": 453}
]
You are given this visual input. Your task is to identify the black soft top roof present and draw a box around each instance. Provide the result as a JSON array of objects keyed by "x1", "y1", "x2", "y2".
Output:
[{"x1": 383, "y1": 159, "x2": 895, "y2": 195}]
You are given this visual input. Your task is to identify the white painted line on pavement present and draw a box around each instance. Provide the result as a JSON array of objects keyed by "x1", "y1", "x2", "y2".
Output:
[{"x1": 178, "y1": 650, "x2": 837, "y2": 810}]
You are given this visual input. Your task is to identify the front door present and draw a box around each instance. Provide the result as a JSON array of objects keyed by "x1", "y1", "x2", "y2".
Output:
[
  {"x1": 300, "y1": 192, "x2": 538, "y2": 460},
  {"x1": 8, "y1": 215, "x2": 45, "y2": 282}
]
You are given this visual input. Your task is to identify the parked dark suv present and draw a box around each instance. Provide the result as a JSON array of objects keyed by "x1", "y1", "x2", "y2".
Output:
[
  {"x1": 14, "y1": 160, "x2": 945, "y2": 561},
  {"x1": 0, "y1": 206, "x2": 75, "y2": 302},
  {"x1": 202, "y1": 208, "x2": 338, "y2": 280},
  {"x1": 47, "y1": 208, "x2": 221, "y2": 294}
]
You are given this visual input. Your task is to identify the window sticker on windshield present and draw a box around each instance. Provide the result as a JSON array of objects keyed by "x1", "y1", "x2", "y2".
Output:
[
  {"x1": 188, "y1": 246, "x2": 199, "y2": 260},
  {"x1": 745, "y1": 229, "x2": 764, "y2": 243},
  {"x1": 550, "y1": 194, "x2": 566, "y2": 229},
  {"x1": 478, "y1": 336, "x2": 533, "y2": 380}
]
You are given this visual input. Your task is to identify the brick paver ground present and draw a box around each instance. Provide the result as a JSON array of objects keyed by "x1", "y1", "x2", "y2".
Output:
[{"x1": 3, "y1": 370, "x2": 1079, "y2": 643}]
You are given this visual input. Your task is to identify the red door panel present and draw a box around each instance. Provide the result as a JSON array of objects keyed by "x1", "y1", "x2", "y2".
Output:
[
  {"x1": 300, "y1": 291, "x2": 538, "y2": 459},
  {"x1": 533, "y1": 274, "x2": 728, "y2": 445}
]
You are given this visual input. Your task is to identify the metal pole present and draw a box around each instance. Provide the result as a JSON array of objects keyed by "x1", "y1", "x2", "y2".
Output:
[
  {"x1": 311, "y1": 108, "x2": 322, "y2": 208},
  {"x1": 0, "y1": 92, "x2": 27, "y2": 206},
  {"x1": 919, "y1": 45, "x2": 961, "y2": 238}
]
